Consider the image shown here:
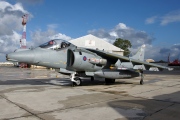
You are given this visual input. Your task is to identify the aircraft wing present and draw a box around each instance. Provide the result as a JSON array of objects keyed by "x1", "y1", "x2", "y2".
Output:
[{"x1": 86, "y1": 48, "x2": 171, "y2": 71}]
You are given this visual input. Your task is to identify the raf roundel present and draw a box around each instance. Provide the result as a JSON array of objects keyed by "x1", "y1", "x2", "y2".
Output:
[{"x1": 83, "y1": 56, "x2": 87, "y2": 61}]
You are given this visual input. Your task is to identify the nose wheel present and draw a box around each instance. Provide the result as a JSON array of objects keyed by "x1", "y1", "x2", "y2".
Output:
[{"x1": 140, "y1": 70, "x2": 144, "y2": 85}]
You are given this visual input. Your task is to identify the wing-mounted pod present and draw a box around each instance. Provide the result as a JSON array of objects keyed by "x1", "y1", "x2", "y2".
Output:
[
  {"x1": 88, "y1": 58, "x2": 107, "y2": 65},
  {"x1": 67, "y1": 48, "x2": 107, "y2": 71}
]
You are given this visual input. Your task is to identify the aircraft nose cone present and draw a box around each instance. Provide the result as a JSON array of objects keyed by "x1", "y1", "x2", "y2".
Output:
[{"x1": 7, "y1": 50, "x2": 34, "y2": 63}]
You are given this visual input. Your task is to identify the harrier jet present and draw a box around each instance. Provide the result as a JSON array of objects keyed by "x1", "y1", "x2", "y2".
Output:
[{"x1": 6, "y1": 39, "x2": 171, "y2": 86}]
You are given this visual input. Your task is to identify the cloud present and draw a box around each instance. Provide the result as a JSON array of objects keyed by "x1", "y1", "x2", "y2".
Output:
[
  {"x1": 0, "y1": 31, "x2": 21, "y2": 52},
  {"x1": 161, "y1": 10, "x2": 180, "y2": 25},
  {"x1": 0, "y1": 1, "x2": 178, "y2": 62},
  {"x1": 145, "y1": 10, "x2": 180, "y2": 25},
  {"x1": 88, "y1": 22, "x2": 180, "y2": 61},
  {"x1": 16, "y1": 0, "x2": 43, "y2": 5},
  {"x1": 145, "y1": 16, "x2": 158, "y2": 24},
  {"x1": 0, "y1": 1, "x2": 29, "y2": 36},
  {"x1": 47, "y1": 24, "x2": 59, "y2": 30},
  {"x1": 29, "y1": 29, "x2": 57, "y2": 47},
  {"x1": 130, "y1": 43, "x2": 180, "y2": 61},
  {"x1": 49, "y1": 33, "x2": 72, "y2": 40},
  {"x1": 89, "y1": 23, "x2": 155, "y2": 47},
  {"x1": 0, "y1": 1, "x2": 32, "y2": 55},
  {"x1": 131, "y1": 41, "x2": 180, "y2": 61},
  {"x1": 29, "y1": 29, "x2": 72, "y2": 48},
  {"x1": 158, "y1": 44, "x2": 180, "y2": 61},
  {"x1": 0, "y1": 0, "x2": 71, "y2": 62}
]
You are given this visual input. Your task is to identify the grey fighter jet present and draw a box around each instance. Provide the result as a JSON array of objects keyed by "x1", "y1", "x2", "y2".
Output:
[{"x1": 6, "y1": 39, "x2": 171, "y2": 86}]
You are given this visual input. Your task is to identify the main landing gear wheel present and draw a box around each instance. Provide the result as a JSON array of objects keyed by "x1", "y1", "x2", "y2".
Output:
[
  {"x1": 105, "y1": 78, "x2": 115, "y2": 85},
  {"x1": 71, "y1": 72, "x2": 82, "y2": 87},
  {"x1": 75, "y1": 77, "x2": 82, "y2": 86},
  {"x1": 140, "y1": 70, "x2": 144, "y2": 85},
  {"x1": 72, "y1": 77, "x2": 82, "y2": 86}
]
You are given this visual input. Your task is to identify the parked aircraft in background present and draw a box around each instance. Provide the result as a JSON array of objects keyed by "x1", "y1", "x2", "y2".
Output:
[{"x1": 6, "y1": 39, "x2": 171, "y2": 86}]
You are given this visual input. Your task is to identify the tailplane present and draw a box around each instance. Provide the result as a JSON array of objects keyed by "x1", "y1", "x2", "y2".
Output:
[{"x1": 131, "y1": 44, "x2": 145, "y2": 61}]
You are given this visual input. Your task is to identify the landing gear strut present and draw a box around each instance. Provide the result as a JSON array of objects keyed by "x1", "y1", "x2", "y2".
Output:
[
  {"x1": 71, "y1": 72, "x2": 82, "y2": 86},
  {"x1": 140, "y1": 70, "x2": 144, "y2": 85}
]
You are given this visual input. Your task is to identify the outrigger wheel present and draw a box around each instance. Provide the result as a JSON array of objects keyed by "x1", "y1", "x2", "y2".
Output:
[{"x1": 140, "y1": 70, "x2": 144, "y2": 85}]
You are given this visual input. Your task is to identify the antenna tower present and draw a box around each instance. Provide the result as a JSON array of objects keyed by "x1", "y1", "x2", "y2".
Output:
[{"x1": 20, "y1": 14, "x2": 28, "y2": 48}]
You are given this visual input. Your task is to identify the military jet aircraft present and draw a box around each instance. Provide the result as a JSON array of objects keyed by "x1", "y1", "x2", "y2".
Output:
[{"x1": 6, "y1": 39, "x2": 171, "y2": 86}]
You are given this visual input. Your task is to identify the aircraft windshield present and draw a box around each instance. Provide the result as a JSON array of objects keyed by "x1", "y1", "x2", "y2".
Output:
[{"x1": 39, "y1": 39, "x2": 71, "y2": 50}]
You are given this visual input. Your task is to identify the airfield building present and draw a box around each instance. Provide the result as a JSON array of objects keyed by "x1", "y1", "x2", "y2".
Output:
[{"x1": 69, "y1": 34, "x2": 124, "y2": 56}]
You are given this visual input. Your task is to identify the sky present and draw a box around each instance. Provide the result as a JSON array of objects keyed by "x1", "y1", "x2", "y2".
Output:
[{"x1": 0, "y1": 0, "x2": 180, "y2": 62}]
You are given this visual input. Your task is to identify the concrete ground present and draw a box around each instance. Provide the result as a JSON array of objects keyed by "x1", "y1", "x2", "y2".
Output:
[{"x1": 0, "y1": 66, "x2": 180, "y2": 120}]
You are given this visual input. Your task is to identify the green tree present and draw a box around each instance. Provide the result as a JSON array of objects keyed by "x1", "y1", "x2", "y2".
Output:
[{"x1": 113, "y1": 38, "x2": 132, "y2": 56}]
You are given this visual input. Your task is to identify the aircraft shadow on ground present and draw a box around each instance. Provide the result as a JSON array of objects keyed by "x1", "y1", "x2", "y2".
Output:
[
  {"x1": 0, "y1": 78, "x2": 135, "y2": 86},
  {"x1": 0, "y1": 78, "x2": 70, "y2": 86}
]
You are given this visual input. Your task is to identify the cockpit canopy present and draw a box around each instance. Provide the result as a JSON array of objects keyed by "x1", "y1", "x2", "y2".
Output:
[{"x1": 39, "y1": 39, "x2": 71, "y2": 50}]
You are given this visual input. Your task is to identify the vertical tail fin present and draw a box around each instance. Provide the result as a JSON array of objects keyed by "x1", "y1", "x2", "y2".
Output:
[{"x1": 131, "y1": 44, "x2": 146, "y2": 61}]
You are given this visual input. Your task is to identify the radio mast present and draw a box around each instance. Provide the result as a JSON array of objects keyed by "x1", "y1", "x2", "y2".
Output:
[{"x1": 20, "y1": 14, "x2": 28, "y2": 48}]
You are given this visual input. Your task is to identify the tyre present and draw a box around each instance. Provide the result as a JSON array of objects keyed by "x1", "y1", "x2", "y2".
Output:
[{"x1": 75, "y1": 77, "x2": 82, "y2": 86}]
